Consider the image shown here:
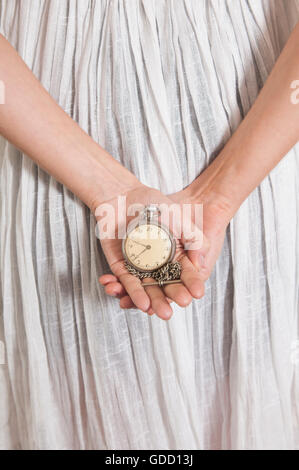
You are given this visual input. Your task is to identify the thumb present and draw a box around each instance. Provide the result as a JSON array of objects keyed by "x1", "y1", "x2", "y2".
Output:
[{"x1": 187, "y1": 234, "x2": 210, "y2": 270}]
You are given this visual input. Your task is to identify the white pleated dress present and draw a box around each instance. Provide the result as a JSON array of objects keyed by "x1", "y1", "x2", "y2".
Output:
[{"x1": 0, "y1": 0, "x2": 299, "y2": 450}]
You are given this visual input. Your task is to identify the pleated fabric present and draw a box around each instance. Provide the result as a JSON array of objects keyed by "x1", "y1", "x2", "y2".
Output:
[{"x1": 0, "y1": 0, "x2": 299, "y2": 450}]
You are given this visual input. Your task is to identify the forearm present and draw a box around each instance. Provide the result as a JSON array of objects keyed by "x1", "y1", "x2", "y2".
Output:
[
  {"x1": 0, "y1": 34, "x2": 140, "y2": 212},
  {"x1": 188, "y1": 22, "x2": 299, "y2": 217}
]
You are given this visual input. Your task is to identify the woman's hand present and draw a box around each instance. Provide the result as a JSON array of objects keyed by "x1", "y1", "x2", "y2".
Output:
[
  {"x1": 169, "y1": 176, "x2": 234, "y2": 283},
  {"x1": 100, "y1": 21, "x2": 299, "y2": 315},
  {"x1": 0, "y1": 36, "x2": 209, "y2": 322},
  {"x1": 97, "y1": 184, "x2": 209, "y2": 320},
  {"x1": 98, "y1": 176, "x2": 233, "y2": 314}
]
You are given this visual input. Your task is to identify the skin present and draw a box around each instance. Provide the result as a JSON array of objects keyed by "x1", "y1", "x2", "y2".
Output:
[
  {"x1": 97, "y1": 186, "x2": 209, "y2": 320},
  {"x1": 100, "y1": 22, "x2": 299, "y2": 315},
  {"x1": 0, "y1": 33, "x2": 209, "y2": 321},
  {"x1": 100, "y1": 193, "x2": 229, "y2": 313},
  {"x1": 1, "y1": 19, "x2": 299, "y2": 319}
]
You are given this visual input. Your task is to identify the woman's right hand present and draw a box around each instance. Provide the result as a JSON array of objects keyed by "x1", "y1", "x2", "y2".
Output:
[{"x1": 96, "y1": 184, "x2": 209, "y2": 320}]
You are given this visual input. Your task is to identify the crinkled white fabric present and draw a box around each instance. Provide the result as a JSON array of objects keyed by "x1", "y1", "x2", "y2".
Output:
[{"x1": 0, "y1": 0, "x2": 298, "y2": 450}]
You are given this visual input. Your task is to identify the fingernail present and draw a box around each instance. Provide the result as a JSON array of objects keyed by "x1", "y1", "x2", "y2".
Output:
[
  {"x1": 193, "y1": 254, "x2": 203, "y2": 271},
  {"x1": 199, "y1": 254, "x2": 205, "y2": 267},
  {"x1": 164, "y1": 313, "x2": 172, "y2": 321},
  {"x1": 194, "y1": 259, "x2": 200, "y2": 270}
]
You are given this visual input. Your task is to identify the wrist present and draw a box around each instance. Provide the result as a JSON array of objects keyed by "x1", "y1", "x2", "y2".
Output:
[
  {"x1": 80, "y1": 146, "x2": 143, "y2": 214},
  {"x1": 195, "y1": 186, "x2": 237, "y2": 227},
  {"x1": 185, "y1": 153, "x2": 246, "y2": 224},
  {"x1": 89, "y1": 175, "x2": 143, "y2": 215}
]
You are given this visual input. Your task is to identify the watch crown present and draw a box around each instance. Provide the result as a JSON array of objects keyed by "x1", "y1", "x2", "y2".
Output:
[{"x1": 142, "y1": 204, "x2": 161, "y2": 221}]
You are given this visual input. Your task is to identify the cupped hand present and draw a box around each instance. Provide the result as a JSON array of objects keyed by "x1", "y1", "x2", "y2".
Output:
[
  {"x1": 99, "y1": 181, "x2": 233, "y2": 314},
  {"x1": 170, "y1": 185, "x2": 232, "y2": 283},
  {"x1": 97, "y1": 184, "x2": 209, "y2": 320}
]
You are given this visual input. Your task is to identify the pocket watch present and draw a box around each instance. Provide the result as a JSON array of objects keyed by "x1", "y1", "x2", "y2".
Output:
[{"x1": 122, "y1": 205, "x2": 182, "y2": 287}]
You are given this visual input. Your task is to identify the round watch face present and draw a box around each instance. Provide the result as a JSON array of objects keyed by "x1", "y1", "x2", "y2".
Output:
[{"x1": 123, "y1": 223, "x2": 174, "y2": 271}]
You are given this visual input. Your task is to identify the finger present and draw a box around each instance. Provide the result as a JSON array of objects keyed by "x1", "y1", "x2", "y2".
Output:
[
  {"x1": 102, "y1": 276, "x2": 174, "y2": 311},
  {"x1": 118, "y1": 273, "x2": 151, "y2": 312},
  {"x1": 162, "y1": 280, "x2": 192, "y2": 307},
  {"x1": 142, "y1": 280, "x2": 173, "y2": 320},
  {"x1": 120, "y1": 295, "x2": 136, "y2": 309},
  {"x1": 103, "y1": 278, "x2": 174, "y2": 304},
  {"x1": 103, "y1": 265, "x2": 176, "y2": 311},
  {"x1": 120, "y1": 295, "x2": 155, "y2": 316},
  {"x1": 99, "y1": 274, "x2": 118, "y2": 285},
  {"x1": 110, "y1": 260, "x2": 151, "y2": 312},
  {"x1": 104, "y1": 281, "x2": 126, "y2": 297},
  {"x1": 198, "y1": 231, "x2": 227, "y2": 282},
  {"x1": 118, "y1": 293, "x2": 172, "y2": 312},
  {"x1": 188, "y1": 234, "x2": 210, "y2": 270},
  {"x1": 198, "y1": 265, "x2": 211, "y2": 282},
  {"x1": 198, "y1": 246, "x2": 217, "y2": 281},
  {"x1": 179, "y1": 255, "x2": 205, "y2": 299},
  {"x1": 169, "y1": 206, "x2": 204, "y2": 253}
]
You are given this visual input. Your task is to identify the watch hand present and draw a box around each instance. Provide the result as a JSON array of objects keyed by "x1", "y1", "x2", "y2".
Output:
[
  {"x1": 134, "y1": 244, "x2": 151, "y2": 260},
  {"x1": 134, "y1": 247, "x2": 148, "y2": 259},
  {"x1": 130, "y1": 239, "x2": 148, "y2": 248}
]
